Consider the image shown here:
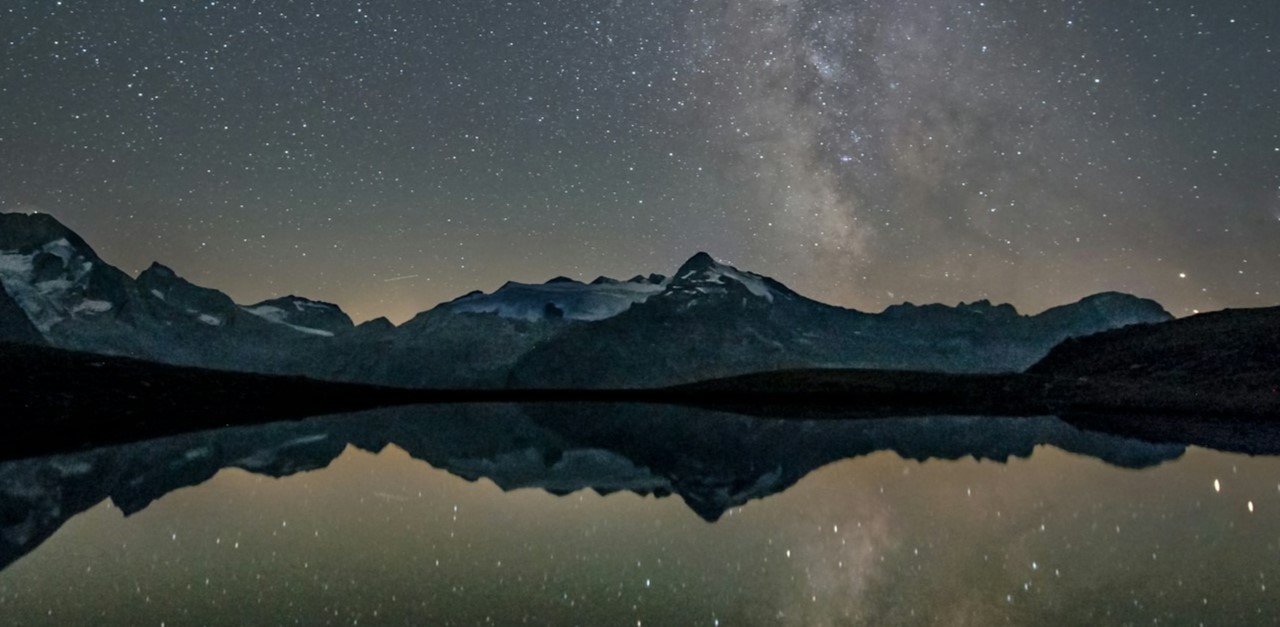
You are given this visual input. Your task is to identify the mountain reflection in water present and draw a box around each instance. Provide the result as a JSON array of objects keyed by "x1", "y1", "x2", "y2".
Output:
[{"x1": 1, "y1": 404, "x2": 1278, "y2": 626}]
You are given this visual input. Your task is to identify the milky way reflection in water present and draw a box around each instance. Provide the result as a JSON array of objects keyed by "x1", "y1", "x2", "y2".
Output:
[{"x1": 0, "y1": 404, "x2": 1277, "y2": 626}]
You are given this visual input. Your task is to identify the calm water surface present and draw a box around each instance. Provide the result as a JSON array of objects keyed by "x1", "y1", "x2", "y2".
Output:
[{"x1": 1, "y1": 404, "x2": 1277, "y2": 626}]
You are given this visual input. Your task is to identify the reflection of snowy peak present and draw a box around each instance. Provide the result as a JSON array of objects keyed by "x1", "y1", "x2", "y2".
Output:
[
  {"x1": 448, "y1": 447, "x2": 673, "y2": 496},
  {"x1": 443, "y1": 274, "x2": 666, "y2": 321},
  {"x1": 0, "y1": 404, "x2": 1192, "y2": 570}
]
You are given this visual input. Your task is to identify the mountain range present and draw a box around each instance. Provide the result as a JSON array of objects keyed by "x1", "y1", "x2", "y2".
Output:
[{"x1": 0, "y1": 212, "x2": 1175, "y2": 388}]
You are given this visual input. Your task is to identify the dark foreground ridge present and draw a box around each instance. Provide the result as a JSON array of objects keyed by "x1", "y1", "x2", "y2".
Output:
[
  {"x1": 0, "y1": 341, "x2": 721, "y2": 459},
  {"x1": 0, "y1": 341, "x2": 1029, "y2": 459}
]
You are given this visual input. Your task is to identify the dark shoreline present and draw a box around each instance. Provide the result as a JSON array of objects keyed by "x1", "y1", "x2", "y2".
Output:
[{"x1": 2, "y1": 341, "x2": 1276, "y2": 461}]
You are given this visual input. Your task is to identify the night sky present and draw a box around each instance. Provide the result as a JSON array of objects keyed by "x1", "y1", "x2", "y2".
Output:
[{"x1": 2, "y1": 0, "x2": 1277, "y2": 323}]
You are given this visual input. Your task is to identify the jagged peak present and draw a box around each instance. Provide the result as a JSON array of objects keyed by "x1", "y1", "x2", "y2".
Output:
[
  {"x1": 957, "y1": 299, "x2": 1020, "y2": 316},
  {"x1": 675, "y1": 251, "x2": 719, "y2": 276},
  {"x1": 627, "y1": 273, "x2": 667, "y2": 285},
  {"x1": 666, "y1": 253, "x2": 782, "y2": 303},
  {"x1": 622, "y1": 272, "x2": 670, "y2": 285},
  {"x1": 139, "y1": 261, "x2": 178, "y2": 279}
]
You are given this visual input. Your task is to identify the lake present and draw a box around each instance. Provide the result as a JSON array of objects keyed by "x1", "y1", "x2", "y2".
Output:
[{"x1": 1, "y1": 404, "x2": 1278, "y2": 625}]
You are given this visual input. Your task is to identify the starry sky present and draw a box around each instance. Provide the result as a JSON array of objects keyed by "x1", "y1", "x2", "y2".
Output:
[{"x1": 2, "y1": 0, "x2": 1277, "y2": 323}]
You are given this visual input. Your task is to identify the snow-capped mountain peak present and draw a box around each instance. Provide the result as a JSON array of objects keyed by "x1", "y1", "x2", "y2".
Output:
[
  {"x1": 665, "y1": 252, "x2": 783, "y2": 303},
  {"x1": 0, "y1": 234, "x2": 115, "y2": 332}
]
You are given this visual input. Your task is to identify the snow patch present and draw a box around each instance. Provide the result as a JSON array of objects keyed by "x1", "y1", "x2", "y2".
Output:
[
  {"x1": 287, "y1": 324, "x2": 334, "y2": 337},
  {"x1": 291, "y1": 299, "x2": 335, "y2": 312},
  {"x1": 244, "y1": 305, "x2": 288, "y2": 323},
  {"x1": 71, "y1": 300, "x2": 113, "y2": 315},
  {"x1": 243, "y1": 305, "x2": 334, "y2": 336},
  {"x1": 450, "y1": 448, "x2": 671, "y2": 495},
  {"x1": 41, "y1": 238, "x2": 77, "y2": 262},
  {"x1": 675, "y1": 259, "x2": 776, "y2": 302},
  {"x1": 713, "y1": 266, "x2": 774, "y2": 301},
  {"x1": 0, "y1": 239, "x2": 103, "y2": 331},
  {"x1": 197, "y1": 314, "x2": 223, "y2": 326},
  {"x1": 35, "y1": 278, "x2": 74, "y2": 294},
  {"x1": 230, "y1": 434, "x2": 330, "y2": 469},
  {"x1": 183, "y1": 447, "x2": 212, "y2": 461},
  {"x1": 282, "y1": 434, "x2": 329, "y2": 447},
  {"x1": 50, "y1": 459, "x2": 94, "y2": 476},
  {"x1": 0, "y1": 252, "x2": 34, "y2": 276}
]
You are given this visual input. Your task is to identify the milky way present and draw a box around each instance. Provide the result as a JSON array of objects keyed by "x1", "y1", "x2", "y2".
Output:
[{"x1": 1, "y1": 0, "x2": 1277, "y2": 321}]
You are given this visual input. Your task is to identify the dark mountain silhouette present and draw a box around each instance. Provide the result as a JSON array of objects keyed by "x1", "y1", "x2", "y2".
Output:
[
  {"x1": 1028, "y1": 305, "x2": 1280, "y2": 416},
  {"x1": 675, "y1": 304, "x2": 1280, "y2": 418}
]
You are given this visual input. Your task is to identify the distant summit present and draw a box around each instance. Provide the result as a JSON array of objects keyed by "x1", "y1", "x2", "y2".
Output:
[
  {"x1": 138, "y1": 261, "x2": 240, "y2": 327},
  {"x1": 441, "y1": 270, "x2": 666, "y2": 322},
  {"x1": 244, "y1": 296, "x2": 354, "y2": 336}
]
